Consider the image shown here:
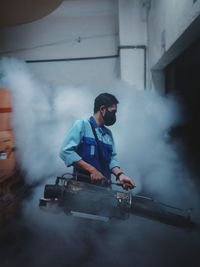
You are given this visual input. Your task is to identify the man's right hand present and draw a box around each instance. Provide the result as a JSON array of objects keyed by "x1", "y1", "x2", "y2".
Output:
[
  {"x1": 90, "y1": 168, "x2": 105, "y2": 182},
  {"x1": 74, "y1": 160, "x2": 105, "y2": 182}
]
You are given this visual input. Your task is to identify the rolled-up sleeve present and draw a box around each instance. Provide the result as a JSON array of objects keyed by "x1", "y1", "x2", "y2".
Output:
[{"x1": 59, "y1": 120, "x2": 83, "y2": 166}]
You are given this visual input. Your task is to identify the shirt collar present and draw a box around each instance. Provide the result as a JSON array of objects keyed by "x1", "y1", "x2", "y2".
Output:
[{"x1": 89, "y1": 116, "x2": 107, "y2": 135}]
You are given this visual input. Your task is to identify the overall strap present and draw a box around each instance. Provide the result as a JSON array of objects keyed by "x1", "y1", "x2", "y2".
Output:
[
  {"x1": 89, "y1": 121, "x2": 105, "y2": 163},
  {"x1": 89, "y1": 121, "x2": 111, "y2": 181}
]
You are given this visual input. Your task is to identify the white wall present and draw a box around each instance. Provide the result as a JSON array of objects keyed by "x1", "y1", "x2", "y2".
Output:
[
  {"x1": 29, "y1": 58, "x2": 119, "y2": 87},
  {"x1": 147, "y1": 0, "x2": 200, "y2": 91},
  {"x1": 2, "y1": 0, "x2": 200, "y2": 91},
  {"x1": 118, "y1": 0, "x2": 147, "y2": 89},
  {"x1": 0, "y1": 0, "x2": 119, "y2": 87},
  {"x1": 0, "y1": 0, "x2": 149, "y2": 89}
]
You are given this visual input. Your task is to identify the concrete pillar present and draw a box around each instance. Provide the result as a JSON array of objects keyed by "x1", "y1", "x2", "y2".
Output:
[
  {"x1": 118, "y1": 0, "x2": 147, "y2": 89},
  {"x1": 151, "y1": 70, "x2": 165, "y2": 94}
]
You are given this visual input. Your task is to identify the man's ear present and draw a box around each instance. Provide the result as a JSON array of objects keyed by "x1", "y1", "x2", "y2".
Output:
[{"x1": 99, "y1": 105, "x2": 106, "y2": 114}]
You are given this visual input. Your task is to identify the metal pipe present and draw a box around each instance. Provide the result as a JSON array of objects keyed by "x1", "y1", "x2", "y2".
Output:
[{"x1": 26, "y1": 54, "x2": 118, "y2": 63}]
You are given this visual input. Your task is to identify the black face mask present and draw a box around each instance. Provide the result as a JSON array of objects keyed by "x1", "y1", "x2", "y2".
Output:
[{"x1": 103, "y1": 110, "x2": 116, "y2": 126}]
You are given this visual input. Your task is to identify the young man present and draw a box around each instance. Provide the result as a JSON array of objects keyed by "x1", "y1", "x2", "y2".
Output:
[{"x1": 60, "y1": 93, "x2": 135, "y2": 190}]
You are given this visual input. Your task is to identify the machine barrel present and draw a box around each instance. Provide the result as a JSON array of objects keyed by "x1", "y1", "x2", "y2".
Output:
[{"x1": 130, "y1": 194, "x2": 194, "y2": 228}]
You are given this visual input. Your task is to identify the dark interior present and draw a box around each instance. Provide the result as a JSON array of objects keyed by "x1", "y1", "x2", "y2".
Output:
[{"x1": 166, "y1": 37, "x2": 200, "y2": 180}]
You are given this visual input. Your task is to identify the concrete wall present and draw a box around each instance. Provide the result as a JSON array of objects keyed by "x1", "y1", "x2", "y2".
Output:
[
  {"x1": 118, "y1": 0, "x2": 147, "y2": 89},
  {"x1": 2, "y1": 0, "x2": 200, "y2": 91},
  {"x1": 0, "y1": 0, "x2": 149, "y2": 89},
  {"x1": 0, "y1": 0, "x2": 119, "y2": 87},
  {"x1": 147, "y1": 0, "x2": 200, "y2": 91}
]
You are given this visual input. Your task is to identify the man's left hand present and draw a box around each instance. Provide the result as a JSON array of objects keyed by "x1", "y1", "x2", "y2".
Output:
[{"x1": 119, "y1": 174, "x2": 135, "y2": 190}]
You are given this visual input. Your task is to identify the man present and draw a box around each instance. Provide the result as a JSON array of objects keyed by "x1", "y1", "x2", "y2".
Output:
[{"x1": 60, "y1": 93, "x2": 135, "y2": 190}]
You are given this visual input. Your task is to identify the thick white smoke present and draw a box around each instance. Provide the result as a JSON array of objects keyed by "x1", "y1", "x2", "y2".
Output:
[
  {"x1": 0, "y1": 58, "x2": 200, "y2": 267},
  {"x1": 0, "y1": 58, "x2": 195, "y2": 203},
  {"x1": 0, "y1": 57, "x2": 93, "y2": 182},
  {"x1": 0, "y1": 57, "x2": 198, "y2": 206},
  {"x1": 0, "y1": 58, "x2": 181, "y2": 185}
]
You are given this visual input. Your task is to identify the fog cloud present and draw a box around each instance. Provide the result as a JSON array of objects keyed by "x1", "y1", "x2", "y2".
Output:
[{"x1": 0, "y1": 57, "x2": 199, "y2": 267}]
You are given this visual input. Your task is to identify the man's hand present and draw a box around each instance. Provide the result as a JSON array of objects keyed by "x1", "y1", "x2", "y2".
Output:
[
  {"x1": 75, "y1": 160, "x2": 105, "y2": 182},
  {"x1": 118, "y1": 174, "x2": 135, "y2": 190},
  {"x1": 90, "y1": 168, "x2": 105, "y2": 182}
]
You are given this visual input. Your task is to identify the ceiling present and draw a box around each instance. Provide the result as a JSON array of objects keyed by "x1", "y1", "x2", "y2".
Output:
[{"x1": 0, "y1": 0, "x2": 64, "y2": 28}]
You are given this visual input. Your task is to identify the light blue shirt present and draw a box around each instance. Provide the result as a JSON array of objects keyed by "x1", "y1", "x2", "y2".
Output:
[{"x1": 60, "y1": 116, "x2": 119, "y2": 178}]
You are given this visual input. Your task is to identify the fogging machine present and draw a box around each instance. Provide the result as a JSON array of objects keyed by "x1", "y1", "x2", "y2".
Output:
[{"x1": 39, "y1": 173, "x2": 194, "y2": 227}]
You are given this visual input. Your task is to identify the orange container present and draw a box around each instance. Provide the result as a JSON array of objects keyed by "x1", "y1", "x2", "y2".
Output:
[
  {"x1": 0, "y1": 130, "x2": 16, "y2": 181},
  {"x1": 0, "y1": 88, "x2": 12, "y2": 131},
  {"x1": 0, "y1": 89, "x2": 16, "y2": 181},
  {"x1": 0, "y1": 113, "x2": 12, "y2": 131},
  {"x1": 0, "y1": 88, "x2": 12, "y2": 108}
]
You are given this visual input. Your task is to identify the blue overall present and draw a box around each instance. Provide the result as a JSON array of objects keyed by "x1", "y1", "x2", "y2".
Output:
[{"x1": 59, "y1": 116, "x2": 119, "y2": 180}]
